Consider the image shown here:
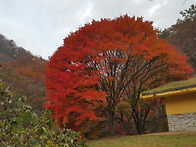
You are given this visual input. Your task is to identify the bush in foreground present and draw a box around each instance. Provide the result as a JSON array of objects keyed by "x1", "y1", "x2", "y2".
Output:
[{"x1": 0, "y1": 79, "x2": 87, "y2": 146}]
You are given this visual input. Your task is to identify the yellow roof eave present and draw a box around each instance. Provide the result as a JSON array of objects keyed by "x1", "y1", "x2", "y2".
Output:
[{"x1": 141, "y1": 87, "x2": 196, "y2": 99}]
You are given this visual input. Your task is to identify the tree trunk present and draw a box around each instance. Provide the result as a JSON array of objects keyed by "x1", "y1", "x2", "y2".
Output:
[
  {"x1": 132, "y1": 109, "x2": 143, "y2": 134},
  {"x1": 107, "y1": 110, "x2": 116, "y2": 135},
  {"x1": 135, "y1": 117, "x2": 142, "y2": 134},
  {"x1": 132, "y1": 104, "x2": 151, "y2": 134}
]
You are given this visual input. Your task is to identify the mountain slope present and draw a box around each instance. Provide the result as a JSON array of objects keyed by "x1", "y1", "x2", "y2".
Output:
[
  {"x1": 0, "y1": 34, "x2": 47, "y2": 114},
  {"x1": 0, "y1": 34, "x2": 32, "y2": 63},
  {"x1": 160, "y1": 5, "x2": 196, "y2": 71}
]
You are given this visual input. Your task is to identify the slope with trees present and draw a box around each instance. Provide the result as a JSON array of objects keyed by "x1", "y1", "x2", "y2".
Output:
[
  {"x1": 0, "y1": 34, "x2": 47, "y2": 114},
  {"x1": 160, "y1": 4, "x2": 196, "y2": 71},
  {"x1": 0, "y1": 34, "x2": 32, "y2": 63}
]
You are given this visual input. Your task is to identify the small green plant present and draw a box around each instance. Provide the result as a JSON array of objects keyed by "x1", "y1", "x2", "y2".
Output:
[{"x1": 0, "y1": 79, "x2": 87, "y2": 147}]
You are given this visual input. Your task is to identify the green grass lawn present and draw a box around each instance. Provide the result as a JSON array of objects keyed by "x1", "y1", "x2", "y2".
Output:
[{"x1": 88, "y1": 132, "x2": 196, "y2": 147}]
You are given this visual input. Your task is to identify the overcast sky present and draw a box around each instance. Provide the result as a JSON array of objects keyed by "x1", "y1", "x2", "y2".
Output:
[{"x1": 0, "y1": 0, "x2": 195, "y2": 59}]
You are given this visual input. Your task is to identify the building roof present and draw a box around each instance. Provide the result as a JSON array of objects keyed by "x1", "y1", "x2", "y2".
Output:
[{"x1": 141, "y1": 77, "x2": 196, "y2": 99}]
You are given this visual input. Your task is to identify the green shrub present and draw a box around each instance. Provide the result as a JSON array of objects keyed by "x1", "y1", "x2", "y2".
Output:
[{"x1": 0, "y1": 79, "x2": 87, "y2": 147}]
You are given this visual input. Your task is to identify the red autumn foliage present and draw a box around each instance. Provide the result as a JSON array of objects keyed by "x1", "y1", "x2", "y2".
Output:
[
  {"x1": 45, "y1": 15, "x2": 194, "y2": 135},
  {"x1": 45, "y1": 48, "x2": 107, "y2": 132},
  {"x1": 6, "y1": 56, "x2": 46, "y2": 81}
]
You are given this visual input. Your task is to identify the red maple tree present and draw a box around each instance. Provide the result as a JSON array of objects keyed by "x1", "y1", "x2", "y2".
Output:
[{"x1": 45, "y1": 15, "x2": 194, "y2": 135}]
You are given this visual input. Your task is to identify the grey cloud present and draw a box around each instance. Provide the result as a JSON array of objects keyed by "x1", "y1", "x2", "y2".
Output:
[{"x1": 0, "y1": 0, "x2": 195, "y2": 59}]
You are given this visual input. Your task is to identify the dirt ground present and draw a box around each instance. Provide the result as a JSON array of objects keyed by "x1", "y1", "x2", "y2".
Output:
[{"x1": 146, "y1": 131, "x2": 196, "y2": 136}]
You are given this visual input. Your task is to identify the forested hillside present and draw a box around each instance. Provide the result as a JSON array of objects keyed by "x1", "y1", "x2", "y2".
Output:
[
  {"x1": 160, "y1": 4, "x2": 196, "y2": 71},
  {"x1": 0, "y1": 34, "x2": 32, "y2": 62},
  {"x1": 0, "y1": 34, "x2": 46, "y2": 114}
]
